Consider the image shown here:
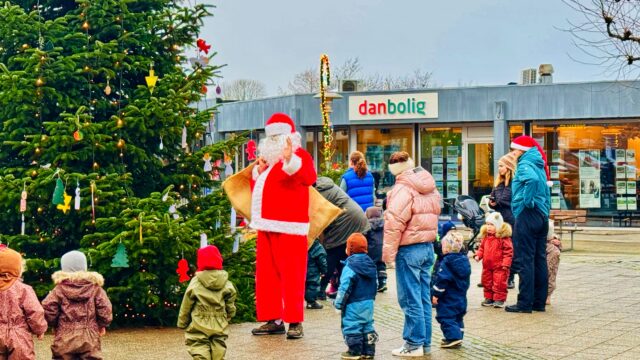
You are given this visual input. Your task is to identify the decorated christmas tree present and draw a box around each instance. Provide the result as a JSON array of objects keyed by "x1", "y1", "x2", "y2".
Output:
[{"x1": 0, "y1": 0, "x2": 255, "y2": 325}]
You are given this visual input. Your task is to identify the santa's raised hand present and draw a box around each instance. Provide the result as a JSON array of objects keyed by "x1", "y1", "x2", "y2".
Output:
[
  {"x1": 257, "y1": 156, "x2": 269, "y2": 174},
  {"x1": 282, "y1": 137, "x2": 293, "y2": 162}
]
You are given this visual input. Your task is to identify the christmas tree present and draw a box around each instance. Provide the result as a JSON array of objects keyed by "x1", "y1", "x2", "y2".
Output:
[{"x1": 0, "y1": 0, "x2": 256, "y2": 325}]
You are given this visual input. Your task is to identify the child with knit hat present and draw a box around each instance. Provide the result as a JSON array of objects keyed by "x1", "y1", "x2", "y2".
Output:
[
  {"x1": 178, "y1": 245, "x2": 237, "y2": 360},
  {"x1": 42, "y1": 250, "x2": 113, "y2": 359},
  {"x1": 474, "y1": 213, "x2": 514, "y2": 308},
  {"x1": 0, "y1": 245, "x2": 47, "y2": 359},
  {"x1": 432, "y1": 231, "x2": 470, "y2": 349},
  {"x1": 334, "y1": 233, "x2": 378, "y2": 360}
]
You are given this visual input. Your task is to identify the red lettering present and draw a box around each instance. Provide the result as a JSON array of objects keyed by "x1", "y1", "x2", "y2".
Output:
[
  {"x1": 377, "y1": 103, "x2": 386, "y2": 114},
  {"x1": 368, "y1": 103, "x2": 377, "y2": 114},
  {"x1": 359, "y1": 100, "x2": 368, "y2": 115}
]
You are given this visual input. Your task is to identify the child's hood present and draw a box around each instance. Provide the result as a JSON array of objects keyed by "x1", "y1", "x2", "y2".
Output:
[
  {"x1": 345, "y1": 253, "x2": 377, "y2": 279},
  {"x1": 368, "y1": 217, "x2": 384, "y2": 231},
  {"x1": 52, "y1": 271, "x2": 104, "y2": 301},
  {"x1": 196, "y1": 269, "x2": 229, "y2": 291},
  {"x1": 443, "y1": 253, "x2": 471, "y2": 280},
  {"x1": 479, "y1": 222, "x2": 512, "y2": 239}
]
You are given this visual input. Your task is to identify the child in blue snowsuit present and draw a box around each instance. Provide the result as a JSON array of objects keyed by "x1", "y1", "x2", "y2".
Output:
[
  {"x1": 305, "y1": 239, "x2": 328, "y2": 309},
  {"x1": 334, "y1": 233, "x2": 378, "y2": 360},
  {"x1": 432, "y1": 231, "x2": 471, "y2": 349},
  {"x1": 431, "y1": 221, "x2": 457, "y2": 298}
]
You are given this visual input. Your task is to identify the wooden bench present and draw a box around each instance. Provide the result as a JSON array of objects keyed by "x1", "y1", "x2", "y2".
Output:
[{"x1": 549, "y1": 210, "x2": 587, "y2": 251}]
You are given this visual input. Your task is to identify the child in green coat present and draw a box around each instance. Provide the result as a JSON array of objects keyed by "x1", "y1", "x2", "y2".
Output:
[{"x1": 178, "y1": 245, "x2": 237, "y2": 360}]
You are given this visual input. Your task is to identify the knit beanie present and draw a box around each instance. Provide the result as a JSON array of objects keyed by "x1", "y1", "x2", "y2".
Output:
[
  {"x1": 485, "y1": 212, "x2": 504, "y2": 231},
  {"x1": 346, "y1": 233, "x2": 368, "y2": 256},
  {"x1": 438, "y1": 221, "x2": 456, "y2": 240},
  {"x1": 510, "y1": 135, "x2": 553, "y2": 187},
  {"x1": 441, "y1": 232, "x2": 464, "y2": 254},
  {"x1": 197, "y1": 245, "x2": 223, "y2": 271},
  {"x1": 0, "y1": 246, "x2": 22, "y2": 291},
  {"x1": 498, "y1": 152, "x2": 517, "y2": 172},
  {"x1": 61, "y1": 250, "x2": 88, "y2": 272}
]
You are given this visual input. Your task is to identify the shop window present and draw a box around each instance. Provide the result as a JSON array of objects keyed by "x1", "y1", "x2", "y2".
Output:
[
  {"x1": 420, "y1": 128, "x2": 462, "y2": 210},
  {"x1": 317, "y1": 128, "x2": 349, "y2": 172},
  {"x1": 305, "y1": 132, "x2": 315, "y2": 162},
  {"x1": 356, "y1": 127, "x2": 414, "y2": 194}
]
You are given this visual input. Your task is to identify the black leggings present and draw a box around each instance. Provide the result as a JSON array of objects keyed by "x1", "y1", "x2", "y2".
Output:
[{"x1": 320, "y1": 243, "x2": 347, "y2": 293}]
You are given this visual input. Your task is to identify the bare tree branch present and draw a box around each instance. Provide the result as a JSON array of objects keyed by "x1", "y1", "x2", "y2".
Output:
[{"x1": 221, "y1": 79, "x2": 267, "y2": 101}]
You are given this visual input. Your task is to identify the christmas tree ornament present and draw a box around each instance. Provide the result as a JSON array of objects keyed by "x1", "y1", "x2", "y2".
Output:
[
  {"x1": 230, "y1": 207, "x2": 237, "y2": 233},
  {"x1": 20, "y1": 184, "x2": 27, "y2": 235},
  {"x1": 145, "y1": 62, "x2": 158, "y2": 93},
  {"x1": 181, "y1": 126, "x2": 187, "y2": 149},
  {"x1": 201, "y1": 85, "x2": 207, "y2": 94},
  {"x1": 233, "y1": 233, "x2": 240, "y2": 254},
  {"x1": 196, "y1": 38, "x2": 211, "y2": 54},
  {"x1": 159, "y1": 136, "x2": 164, "y2": 150},
  {"x1": 90, "y1": 181, "x2": 96, "y2": 224},
  {"x1": 104, "y1": 78, "x2": 112, "y2": 95},
  {"x1": 73, "y1": 129, "x2": 84, "y2": 141},
  {"x1": 57, "y1": 193, "x2": 72, "y2": 214},
  {"x1": 139, "y1": 214, "x2": 143, "y2": 243},
  {"x1": 200, "y1": 233, "x2": 208, "y2": 248},
  {"x1": 111, "y1": 242, "x2": 129, "y2": 268},
  {"x1": 224, "y1": 153, "x2": 233, "y2": 177},
  {"x1": 116, "y1": 117, "x2": 124, "y2": 128},
  {"x1": 203, "y1": 153, "x2": 212, "y2": 172},
  {"x1": 176, "y1": 259, "x2": 190, "y2": 283},
  {"x1": 74, "y1": 183, "x2": 81, "y2": 210},
  {"x1": 169, "y1": 204, "x2": 178, "y2": 220},
  {"x1": 216, "y1": 85, "x2": 222, "y2": 95},
  {"x1": 52, "y1": 177, "x2": 64, "y2": 205},
  {"x1": 212, "y1": 160, "x2": 221, "y2": 181},
  {"x1": 246, "y1": 139, "x2": 257, "y2": 161}
]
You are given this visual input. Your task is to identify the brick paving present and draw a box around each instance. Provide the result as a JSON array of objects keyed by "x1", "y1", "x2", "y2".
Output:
[{"x1": 34, "y1": 252, "x2": 640, "y2": 359}]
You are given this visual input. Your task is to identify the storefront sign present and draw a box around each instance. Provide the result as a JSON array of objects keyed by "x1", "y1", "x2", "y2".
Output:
[{"x1": 349, "y1": 93, "x2": 438, "y2": 120}]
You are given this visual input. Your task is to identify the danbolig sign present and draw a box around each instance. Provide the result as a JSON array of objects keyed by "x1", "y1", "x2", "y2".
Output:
[{"x1": 348, "y1": 93, "x2": 438, "y2": 121}]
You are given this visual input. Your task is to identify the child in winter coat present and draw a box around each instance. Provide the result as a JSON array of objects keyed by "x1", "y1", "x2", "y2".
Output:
[
  {"x1": 0, "y1": 245, "x2": 47, "y2": 359},
  {"x1": 364, "y1": 206, "x2": 387, "y2": 292},
  {"x1": 546, "y1": 220, "x2": 561, "y2": 305},
  {"x1": 431, "y1": 232, "x2": 470, "y2": 349},
  {"x1": 334, "y1": 233, "x2": 378, "y2": 360},
  {"x1": 474, "y1": 212, "x2": 513, "y2": 308},
  {"x1": 178, "y1": 245, "x2": 237, "y2": 360},
  {"x1": 42, "y1": 250, "x2": 113, "y2": 359},
  {"x1": 431, "y1": 221, "x2": 457, "y2": 299},
  {"x1": 305, "y1": 239, "x2": 328, "y2": 309}
]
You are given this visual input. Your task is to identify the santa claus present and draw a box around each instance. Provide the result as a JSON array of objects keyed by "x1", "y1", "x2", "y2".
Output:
[{"x1": 250, "y1": 113, "x2": 316, "y2": 339}]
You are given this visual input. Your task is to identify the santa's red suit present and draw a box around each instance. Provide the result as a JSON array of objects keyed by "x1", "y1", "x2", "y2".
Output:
[{"x1": 250, "y1": 113, "x2": 316, "y2": 324}]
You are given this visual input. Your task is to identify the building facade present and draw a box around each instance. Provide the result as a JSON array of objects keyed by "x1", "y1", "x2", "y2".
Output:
[{"x1": 214, "y1": 81, "x2": 640, "y2": 227}]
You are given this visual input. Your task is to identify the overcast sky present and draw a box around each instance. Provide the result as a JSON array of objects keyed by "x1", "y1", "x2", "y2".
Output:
[{"x1": 201, "y1": 0, "x2": 607, "y2": 95}]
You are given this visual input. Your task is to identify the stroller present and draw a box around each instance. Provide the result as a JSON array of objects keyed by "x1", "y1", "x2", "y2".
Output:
[{"x1": 444, "y1": 195, "x2": 486, "y2": 253}]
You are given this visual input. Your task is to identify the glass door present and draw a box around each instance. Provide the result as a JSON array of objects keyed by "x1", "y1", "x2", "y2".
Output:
[{"x1": 466, "y1": 143, "x2": 494, "y2": 203}]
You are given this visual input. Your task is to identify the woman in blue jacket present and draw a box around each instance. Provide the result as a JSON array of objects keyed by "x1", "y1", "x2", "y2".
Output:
[{"x1": 340, "y1": 151, "x2": 376, "y2": 212}]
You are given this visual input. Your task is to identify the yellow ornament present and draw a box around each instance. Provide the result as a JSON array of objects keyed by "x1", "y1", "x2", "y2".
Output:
[
  {"x1": 145, "y1": 63, "x2": 158, "y2": 93},
  {"x1": 104, "y1": 78, "x2": 112, "y2": 95},
  {"x1": 56, "y1": 193, "x2": 72, "y2": 214}
]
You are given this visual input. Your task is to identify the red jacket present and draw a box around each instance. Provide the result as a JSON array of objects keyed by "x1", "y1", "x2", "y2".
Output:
[
  {"x1": 476, "y1": 223, "x2": 513, "y2": 270},
  {"x1": 250, "y1": 147, "x2": 317, "y2": 235}
]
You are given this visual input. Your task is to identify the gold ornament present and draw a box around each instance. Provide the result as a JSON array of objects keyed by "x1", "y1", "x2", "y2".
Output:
[{"x1": 104, "y1": 78, "x2": 112, "y2": 95}]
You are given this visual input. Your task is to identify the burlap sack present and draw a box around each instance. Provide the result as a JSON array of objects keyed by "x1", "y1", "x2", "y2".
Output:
[{"x1": 222, "y1": 163, "x2": 343, "y2": 247}]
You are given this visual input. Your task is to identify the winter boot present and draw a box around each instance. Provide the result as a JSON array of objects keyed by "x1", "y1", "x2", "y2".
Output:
[
  {"x1": 362, "y1": 331, "x2": 378, "y2": 358},
  {"x1": 344, "y1": 334, "x2": 363, "y2": 358},
  {"x1": 306, "y1": 300, "x2": 323, "y2": 309},
  {"x1": 377, "y1": 277, "x2": 387, "y2": 293}
]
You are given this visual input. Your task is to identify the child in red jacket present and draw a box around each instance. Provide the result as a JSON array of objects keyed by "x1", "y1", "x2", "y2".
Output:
[{"x1": 473, "y1": 212, "x2": 513, "y2": 308}]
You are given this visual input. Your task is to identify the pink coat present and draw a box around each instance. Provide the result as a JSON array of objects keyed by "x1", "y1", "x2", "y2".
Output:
[
  {"x1": 0, "y1": 281, "x2": 48, "y2": 359},
  {"x1": 383, "y1": 167, "x2": 441, "y2": 263}
]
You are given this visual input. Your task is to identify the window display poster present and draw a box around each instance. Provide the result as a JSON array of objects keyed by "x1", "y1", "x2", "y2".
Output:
[
  {"x1": 628, "y1": 197, "x2": 638, "y2": 211},
  {"x1": 446, "y1": 181, "x2": 459, "y2": 197},
  {"x1": 552, "y1": 181, "x2": 561, "y2": 194},
  {"x1": 550, "y1": 165, "x2": 559, "y2": 179},
  {"x1": 616, "y1": 165, "x2": 627, "y2": 179},
  {"x1": 616, "y1": 149, "x2": 627, "y2": 163},
  {"x1": 579, "y1": 178, "x2": 601, "y2": 208},
  {"x1": 432, "y1": 164, "x2": 444, "y2": 180},
  {"x1": 446, "y1": 163, "x2": 459, "y2": 180},
  {"x1": 551, "y1": 196, "x2": 561, "y2": 209},
  {"x1": 436, "y1": 181, "x2": 444, "y2": 196},
  {"x1": 617, "y1": 197, "x2": 627, "y2": 210},
  {"x1": 579, "y1": 150, "x2": 600, "y2": 179},
  {"x1": 627, "y1": 165, "x2": 636, "y2": 180},
  {"x1": 432, "y1": 146, "x2": 443, "y2": 163},
  {"x1": 627, "y1": 149, "x2": 636, "y2": 164},
  {"x1": 552, "y1": 150, "x2": 560, "y2": 163},
  {"x1": 617, "y1": 181, "x2": 628, "y2": 195},
  {"x1": 446, "y1": 146, "x2": 459, "y2": 162},
  {"x1": 628, "y1": 181, "x2": 637, "y2": 195}
]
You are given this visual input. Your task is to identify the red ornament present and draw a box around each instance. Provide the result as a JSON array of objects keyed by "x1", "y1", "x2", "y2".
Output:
[
  {"x1": 201, "y1": 85, "x2": 208, "y2": 94},
  {"x1": 176, "y1": 259, "x2": 191, "y2": 283},
  {"x1": 246, "y1": 139, "x2": 257, "y2": 161},
  {"x1": 332, "y1": 163, "x2": 340, "y2": 170},
  {"x1": 73, "y1": 130, "x2": 83, "y2": 141},
  {"x1": 196, "y1": 38, "x2": 211, "y2": 54}
]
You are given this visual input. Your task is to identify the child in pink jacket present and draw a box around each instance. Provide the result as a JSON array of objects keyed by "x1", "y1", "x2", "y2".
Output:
[{"x1": 0, "y1": 244, "x2": 48, "y2": 359}]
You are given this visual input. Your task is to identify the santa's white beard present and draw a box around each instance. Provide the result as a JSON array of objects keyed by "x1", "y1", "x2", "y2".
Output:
[{"x1": 258, "y1": 132, "x2": 302, "y2": 166}]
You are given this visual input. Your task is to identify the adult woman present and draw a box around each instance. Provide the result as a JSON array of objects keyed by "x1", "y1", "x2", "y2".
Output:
[
  {"x1": 382, "y1": 151, "x2": 441, "y2": 357},
  {"x1": 340, "y1": 151, "x2": 376, "y2": 212},
  {"x1": 489, "y1": 152, "x2": 517, "y2": 288}
]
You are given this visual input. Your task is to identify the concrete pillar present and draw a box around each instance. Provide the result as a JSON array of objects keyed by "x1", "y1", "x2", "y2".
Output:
[{"x1": 493, "y1": 101, "x2": 509, "y2": 174}]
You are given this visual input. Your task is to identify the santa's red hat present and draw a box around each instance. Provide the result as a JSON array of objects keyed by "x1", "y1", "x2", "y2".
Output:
[
  {"x1": 511, "y1": 135, "x2": 553, "y2": 187},
  {"x1": 265, "y1": 113, "x2": 296, "y2": 137},
  {"x1": 197, "y1": 245, "x2": 223, "y2": 271}
]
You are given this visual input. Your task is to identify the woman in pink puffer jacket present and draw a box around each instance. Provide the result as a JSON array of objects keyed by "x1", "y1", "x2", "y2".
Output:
[{"x1": 382, "y1": 151, "x2": 441, "y2": 357}]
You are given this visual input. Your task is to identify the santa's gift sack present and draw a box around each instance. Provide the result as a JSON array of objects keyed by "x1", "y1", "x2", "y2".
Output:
[{"x1": 222, "y1": 163, "x2": 343, "y2": 247}]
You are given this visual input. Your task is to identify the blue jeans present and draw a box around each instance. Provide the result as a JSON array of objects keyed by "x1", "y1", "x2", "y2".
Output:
[{"x1": 395, "y1": 242, "x2": 435, "y2": 349}]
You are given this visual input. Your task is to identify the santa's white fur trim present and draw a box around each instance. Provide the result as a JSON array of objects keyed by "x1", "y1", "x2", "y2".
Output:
[
  {"x1": 389, "y1": 158, "x2": 415, "y2": 176},
  {"x1": 252, "y1": 165, "x2": 260, "y2": 180},
  {"x1": 510, "y1": 142, "x2": 532, "y2": 151},
  {"x1": 282, "y1": 153, "x2": 302, "y2": 175},
  {"x1": 265, "y1": 123, "x2": 293, "y2": 137}
]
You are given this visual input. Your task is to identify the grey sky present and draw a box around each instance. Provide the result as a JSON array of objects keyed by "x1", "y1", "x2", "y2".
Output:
[{"x1": 201, "y1": 0, "x2": 605, "y2": 95}]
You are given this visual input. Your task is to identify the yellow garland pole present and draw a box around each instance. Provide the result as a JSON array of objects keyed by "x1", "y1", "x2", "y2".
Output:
[{"x1": 319, "y1": 54, "x2": 334, "y2": 172}]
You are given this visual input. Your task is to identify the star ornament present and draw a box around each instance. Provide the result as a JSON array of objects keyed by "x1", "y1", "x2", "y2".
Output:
[{"x1": 57, "y1": 193, "x2": 72, "y2": 214}]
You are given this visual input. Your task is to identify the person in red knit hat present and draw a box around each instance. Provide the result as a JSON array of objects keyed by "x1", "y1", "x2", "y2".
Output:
[
  {"x1": 249, "y1": 113, "x2": 317, "y2": 339},
  {"x1": 505, "y1": 135, "x2": 551, "y2": 314}
]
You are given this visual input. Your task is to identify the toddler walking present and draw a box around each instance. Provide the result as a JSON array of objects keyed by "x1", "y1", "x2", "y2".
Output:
[
  {"x1": 178, "y1": 245, "x2": 237, "y2": 360},
  {"x1": 334, "y1": 233, "x2": 378, "y2": 360},
  {"x1": 474, "y1": 212, "x2": 513, "y2": 308},
  {"x1": 0, "y1": 245, "x2": 47, "y2": 359},
  {"x1": 432, "y1": 232, "x2": 470, "y2": 348},
  {"x1": 305, "y1": 239, "x2": 328, "y2": 309},
  {"x1": 42, "y1": 250, "x2": 113, "y2": 359}
]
